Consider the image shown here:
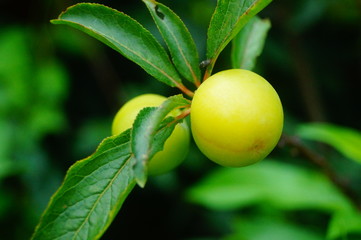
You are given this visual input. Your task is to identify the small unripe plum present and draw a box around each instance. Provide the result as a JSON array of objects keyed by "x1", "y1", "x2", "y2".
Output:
[
  {"x1": 112, "y1": 94, "x2": 190, "y2": 175},
  {"x1": 191, "y1": 69, "x2": 283, "y2": 167}
]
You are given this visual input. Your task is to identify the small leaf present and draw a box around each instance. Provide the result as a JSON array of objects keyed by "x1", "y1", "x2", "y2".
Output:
[
  {"x1": 143, "y1": 0, "x2": 202, "y2": 85},
  {"x1": 327, "y1": 209, "x2": 361, "y2": 239},
  {"x1": 131, "y1": 94, "x2": 190, "y2": 186},
  {"x1": 206, "y1": 0, "x2": 272, "y2": 74},
  {"x1": 231, "y1": 16, "x2": 271, "y2": 70},
  {"x1": 52, "y1": 3, "x2": 183, "y2": 88},
  {"x1": 32, "y1": 130, "x2": 137, "y2": 240},
  {"x1": 296, "y1": 123, "x2": 361, "y2": 164}
]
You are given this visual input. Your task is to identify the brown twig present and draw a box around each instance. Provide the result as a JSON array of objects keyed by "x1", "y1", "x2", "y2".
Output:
[
  {"x1": 175, "y1": 107, "x2": 191, "y2": 121},
  {"x1": 287, "y1": 36, "x2": 326, "y2": 122},
  {"x1": 280, "y1": 134, "x2": 361, "y2": 211}
]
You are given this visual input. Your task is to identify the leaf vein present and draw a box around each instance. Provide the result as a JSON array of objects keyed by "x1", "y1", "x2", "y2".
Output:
[
  {"x1": 214, "y1": 0, "x2": 261, "y2": 58},
  {"x1": 72, "y1": 155, "x2": 133, "y2": 239}
]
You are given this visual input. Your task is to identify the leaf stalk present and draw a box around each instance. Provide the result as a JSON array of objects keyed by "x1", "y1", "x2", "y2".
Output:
[{"x1": 177, "y1": 84, "x2": 194, "y2": 97}]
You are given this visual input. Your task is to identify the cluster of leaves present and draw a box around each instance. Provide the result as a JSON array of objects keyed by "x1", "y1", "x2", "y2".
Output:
[
  {"x1": 29, "y1": 0, "x2": 361, "y2": 239},
  {"x1": 188, "y1": 124, "x2": 361, "y2": 239},
  {"x1": 31, "y1": 0, "x2": 274, "y2": 239}
]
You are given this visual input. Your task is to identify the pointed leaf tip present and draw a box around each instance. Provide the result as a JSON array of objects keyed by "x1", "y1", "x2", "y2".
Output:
[
  {"x1": 31, "y1": 131, "x2": 137, "y2": 240},
  {"x1": 206, "y1": 0, "x2": 272, "y2": 75}
]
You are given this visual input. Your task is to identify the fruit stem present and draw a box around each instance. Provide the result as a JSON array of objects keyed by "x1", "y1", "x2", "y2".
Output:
[
  {"x1": 175, "y1": 107, "x2": 191, "y2": 121},
  {"x1": 166, "y1": 107, "x2": 191, "y2": 128},
  {"x1": 194, "y1": 79, "x2": 201, "y2": 88},
  {"x1": 202, "y1": 59, "x2": 215, "y2": 82}
]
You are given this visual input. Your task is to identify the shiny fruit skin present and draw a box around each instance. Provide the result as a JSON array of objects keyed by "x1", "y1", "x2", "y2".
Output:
[
  {"x1": 112, "y1": 94, "x2": 190, "y2": 175},
  {"x1": 191, "y1": 69, "x2": 283, "y2": 167}
]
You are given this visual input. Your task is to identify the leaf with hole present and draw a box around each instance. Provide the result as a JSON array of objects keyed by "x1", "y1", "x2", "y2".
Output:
[
  {"x1": 206, "y1": 0, "x2": 272, "y2": 74},
  {"x1": 143, "y1": 0, "x2": 201, "y2": 86}
]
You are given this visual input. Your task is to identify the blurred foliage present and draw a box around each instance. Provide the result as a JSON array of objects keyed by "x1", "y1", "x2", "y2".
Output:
[
  {"x1": 187, "y1": 160, "x2": 361, "y2": 239},
  {"x1": 297, "y1": 123, "x2": 361, "y2": 164},
  {"x1": 0, "y1": 0, "x2": 360, "y2": 239},
  {"x1": 0, "y1": 27, "x2": 68, "y2": 239}
]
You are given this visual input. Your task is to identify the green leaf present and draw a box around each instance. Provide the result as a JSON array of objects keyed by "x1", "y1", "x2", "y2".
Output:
[
  {"x1": 187, "y1": 160, "x2": 361, "y2": 238},
  {"x1": 296, "y1": 123, "x2": 361, "y2": 164},
  {"x1": 143, "y1": 0, "x2": 201, "y2": 86},
  {"x1": 327, "y1": 209, "x2": 361, "y2": 239},
  {"x1": 186, "y1": 160, "x2": 351, "y2": 212},
  {"x1": 226, "y1": 215, "x2": 323, "y2": 240},
  {"x1": 206, "y1": 0, "x2": 272, "y2": 73},
  {"x1": 31, "y1": 94, "x2": 190, "y2": 239},
  {"x1": 231, "y1": 16, "x2": 271, "y2": 70},
  {"x1": 31, "y1": 130, "x2": 137, "y2": 240},
  {"x1": 51, "y1": 3, "x2": 183, "y2": 88},
  {"x1": 131, "y1": 94, "x2": 190, "y2": 186}
]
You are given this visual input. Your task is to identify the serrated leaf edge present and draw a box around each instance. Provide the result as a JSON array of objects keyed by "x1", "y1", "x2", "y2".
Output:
[
  {"x1": 31, "y1": 134, "x2": 134, "y2": 239},
  {"x1": 214, "y1": 0, "x2": 255, "y2": 56},
  {"x1": 52, "y1": 3, "x2": 183, "y2": 88}
]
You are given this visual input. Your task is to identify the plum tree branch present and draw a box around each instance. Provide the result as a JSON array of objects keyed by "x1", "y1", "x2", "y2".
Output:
[{"x1": 280, "y1": 134, "x2": 361, "y2": 211}]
